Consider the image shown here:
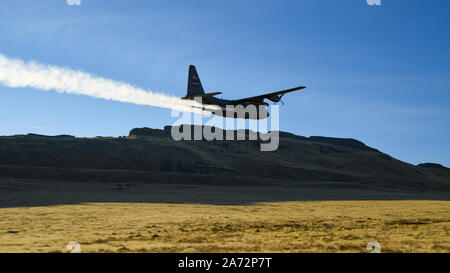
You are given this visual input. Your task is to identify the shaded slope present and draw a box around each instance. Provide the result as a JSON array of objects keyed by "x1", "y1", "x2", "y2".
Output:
[{"x1": 0, "y1": 125, "x2": 449, "y2": 192}]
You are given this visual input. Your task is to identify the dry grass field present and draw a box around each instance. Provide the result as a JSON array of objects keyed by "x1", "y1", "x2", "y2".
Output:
[{"x1": 0, "y1": 200, "x2": 449, "y2": 253}]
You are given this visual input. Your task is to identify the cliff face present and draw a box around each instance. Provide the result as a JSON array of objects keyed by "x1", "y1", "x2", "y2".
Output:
[{"x1": 0, "y1": 126, "x2": 449, "y2": 192}]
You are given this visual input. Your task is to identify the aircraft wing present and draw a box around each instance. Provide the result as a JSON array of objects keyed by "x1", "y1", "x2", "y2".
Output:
[{"x1": 231, "y1": 86, "x2": 306, "y2": 105}]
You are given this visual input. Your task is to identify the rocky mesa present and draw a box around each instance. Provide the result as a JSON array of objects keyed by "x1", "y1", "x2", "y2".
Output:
[{"x1": 0, "y1": 125, "x2": 449, "y2": 192}]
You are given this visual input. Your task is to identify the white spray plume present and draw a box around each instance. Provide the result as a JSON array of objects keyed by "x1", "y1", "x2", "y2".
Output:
[{"x1": 0, "y1": 53, "x2": 218, "y2": 113}]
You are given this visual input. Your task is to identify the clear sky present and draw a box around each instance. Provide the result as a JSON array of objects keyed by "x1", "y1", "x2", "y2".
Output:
[{"x1": 0, "y1": 0, "x2": 449, "y2": 167}]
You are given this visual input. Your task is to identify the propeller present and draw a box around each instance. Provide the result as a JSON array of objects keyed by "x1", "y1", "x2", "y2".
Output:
[{"x1": 271, "y1": 94, "x2": 285, "y2": 105}]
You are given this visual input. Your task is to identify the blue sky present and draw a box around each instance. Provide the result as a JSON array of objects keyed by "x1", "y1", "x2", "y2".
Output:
[{"x1": 0, "y1": 0, "x2": 449, "y2": 166}]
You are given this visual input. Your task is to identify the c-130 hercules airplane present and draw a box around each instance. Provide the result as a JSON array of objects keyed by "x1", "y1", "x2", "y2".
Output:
[{"x1": 182, "y1": 65, "x2": 306, "y2": 119}]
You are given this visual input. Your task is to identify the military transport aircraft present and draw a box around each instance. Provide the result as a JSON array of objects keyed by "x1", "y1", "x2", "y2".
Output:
[{"x1": 182, "y1": 65, "x2": 306, "y2": 119}]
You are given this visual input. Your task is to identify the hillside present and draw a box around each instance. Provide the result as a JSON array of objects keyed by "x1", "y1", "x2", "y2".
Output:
[{"x1": 0, "y1": 125, "x2": 449, "y2": 193}]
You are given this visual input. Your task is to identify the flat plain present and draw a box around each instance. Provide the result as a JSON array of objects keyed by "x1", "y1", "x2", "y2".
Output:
[{"x1": 1, "y1": 198, "x2": 448, "y2": 253}]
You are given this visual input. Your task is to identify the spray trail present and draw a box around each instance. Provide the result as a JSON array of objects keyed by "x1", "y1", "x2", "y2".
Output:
[{"x1": 0, "y1": 53, "x2": 217, "y2": 113}]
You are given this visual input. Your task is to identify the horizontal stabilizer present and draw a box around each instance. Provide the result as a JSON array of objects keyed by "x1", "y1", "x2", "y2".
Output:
[{"x1": 182, "y1": 92, "x2": 222, "y2": 100}]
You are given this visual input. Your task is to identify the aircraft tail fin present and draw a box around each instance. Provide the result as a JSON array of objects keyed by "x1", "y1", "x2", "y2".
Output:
[{"x1": 187, "y1": 65, "x2": 205, "y2": 97}]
